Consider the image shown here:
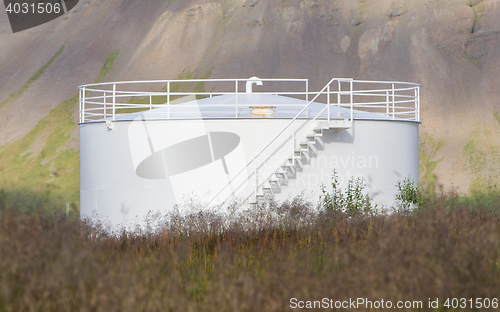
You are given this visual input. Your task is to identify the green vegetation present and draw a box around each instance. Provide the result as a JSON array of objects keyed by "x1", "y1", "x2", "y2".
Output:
[
  {"x1": 0, "y1": 45, "x2": 65, "y2": 110},
  {"x1": 321, "y1": 173, "x2": 425, "y2": 218},
  {"x1": 463, "y1": 138, "x2": 489, "y2": 174},
  {"x1": 0, "y1": 93, "x2": 80, "y2": 216},
  {"x1": 462, "y1": 126, "x2": 500, "y2": 195},
  {"x1": 0, "y1": 51, "x2": 120, "y2": 216},
  {"x1": 119, "y1": 67, "x2": 214, "y2": 114},
  {"x1": 395, "y1": 178, "x2": 425, "y2": 217},
  {"x1": 1, "y1": 194, "x2": 500, "y2": 311},
  {"x1": 320, "y1": 170, "x2": 377, "y2": 216},
  {"x1": 95, "y1": 50, "x2": 120, "y2": 84},
  {"x1": 494, "y1": 111, "x2": 500, "y2": 125},
  {"x1": 419, "y1": 133, "x2": 444, "y2": 197}
]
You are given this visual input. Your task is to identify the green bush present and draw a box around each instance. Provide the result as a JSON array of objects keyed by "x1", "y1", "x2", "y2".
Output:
[
  {"x1": 320, "y1": 170, "x2": 378, "y2": 217},
  {"x1": 395, "y1": 178, "x2": 425, "y2": 217}
]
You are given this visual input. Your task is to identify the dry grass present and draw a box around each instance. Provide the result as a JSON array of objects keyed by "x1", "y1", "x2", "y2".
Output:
[{"x1": 1, "y1": 196, "x2": 500, "y2": 311}]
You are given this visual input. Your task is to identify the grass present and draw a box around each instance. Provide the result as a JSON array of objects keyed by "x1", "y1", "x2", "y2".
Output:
[
  {"x1": 461, "y1": 126, "x2": 500, "y2": 195},
  {"x1": 419, "y1": 134, "x2": 444, "y2": 197},
  {"x1": 0, "y1": 194, "x2": 499, "y2": 311},
  {"x1": 0, "y1": 45, "x2": 65, "y2": 110},
  {"x1": 494, "y1": 111, "x2": 500, "y2": 125},
  {"x1": 0, "y1": 92, "x2": 80, "y2": 214},
  {"x1": 0, "y1": 51, "x2": 120, "y2": 216},
  {"x1": 117, "y1": 67, "x2": 214, "y2": 115},
  {"x1": 95, "y1": 51, "x2": 120, "y2": 84}
]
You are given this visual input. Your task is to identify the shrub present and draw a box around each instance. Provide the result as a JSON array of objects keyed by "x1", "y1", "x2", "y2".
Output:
[
  {"x1": 395, "y1": 178, "x2": 425, "y2": 217},
  {"x1": 320, "y1": 170, "x2": 377, "y2": 217}
]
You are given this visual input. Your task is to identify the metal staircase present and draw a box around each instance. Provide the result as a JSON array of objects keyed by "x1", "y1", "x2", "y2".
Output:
[
  {"x1": 203, "y1": 78, "x2": 357, "y2": 208},
  {"x1": 203, "y1": 77, "x2": 420, "y2": 208},
  {"x1": 253, "y1": 119, "x2": 352, "y2": 204}
]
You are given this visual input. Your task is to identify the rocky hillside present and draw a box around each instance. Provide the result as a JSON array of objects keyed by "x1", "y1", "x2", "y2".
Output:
[{"x1": 0, "y1": 0, "x2": 499, "y2": 208}]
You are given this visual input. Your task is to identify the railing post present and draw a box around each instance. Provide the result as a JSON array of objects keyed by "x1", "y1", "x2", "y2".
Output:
[
  {"x1": 350, "y1": 80, "x2": 353, "y2": 122},
  {"x1": 79, "y1": 89, "x2": 82, "y2": 123},
  {"x1": 305, "y1": 80, "x2": 309, "y2": 103},
  {"x1": 292, "y1": 124, "x2": 295, "y2": 163},
  {"x1": 112, "y1": 84, "x2": 116, "y2": 121},
  {"x1": 235, "y1": 80, "x2": 238, "y2": 118},
  {"x1": 167, "y1": 82, "x2": 170, "y2": 119},
  {"x1": 337, "y1": 80, "x2": 341, "y2": 117},
  {"x1": 306, "y1": 81, "x2": 309, "y2": 118},
  {"x1": 82, "y1": 87, "x2": 86, "y2": 123},
  {"x1": 414, "y1": 88, "x2": 417, "y2": 121},
  {"x1": 327, "y1": 85, "x2": 330, "y2": 124},
  {"x1": 417, "y1": 86, "x2": 420, "y2": 122},
  {"x1": 391, "y1": 83, "x2": 395, "y2": 120},
  {"x1": 386, "y1": 90, "x2": 389, "y2": 117},
  {"x1": 149, "y1": 94, "x2": 152, "y2": 110},
  {"x1": 103, "y1": 91, "x2": 107, "y2": 119}
]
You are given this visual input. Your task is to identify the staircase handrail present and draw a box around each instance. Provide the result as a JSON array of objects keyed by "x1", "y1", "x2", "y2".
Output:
[{"x1": 205, "y1": 78, "x2": 351, "y2": 208}]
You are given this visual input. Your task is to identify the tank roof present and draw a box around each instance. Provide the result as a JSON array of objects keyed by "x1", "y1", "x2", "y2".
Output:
[{"x1": 110, "y1": 93, "x2": 412, "y2": 122}]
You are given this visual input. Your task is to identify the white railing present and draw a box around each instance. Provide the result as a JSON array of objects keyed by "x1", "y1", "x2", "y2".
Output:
[
  {"x1": 78, "y1": 78, "x2": 420, "y2": 124},
  {"x1": 78, "y1": 78, "x2": 309, "y2": 123}
]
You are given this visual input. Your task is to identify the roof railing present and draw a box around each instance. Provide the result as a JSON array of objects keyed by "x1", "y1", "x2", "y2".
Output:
[{"x1": 78, "y1": 78, "x2": 420, "y2": 124}]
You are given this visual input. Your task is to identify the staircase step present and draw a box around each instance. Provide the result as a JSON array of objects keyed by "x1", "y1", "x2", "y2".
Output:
[
  {"x1": 269, "y1": 179, "x2": 281, "y2": 191},
  {"x1": 294, "y1": 150, "x2": 308, "y2": 158},
  {"x1": 287, "y1": 157, "x2": 302, "y2": 168},
  {"x1": 306, "y1": 135, "x2": 320, "y2": 143},
  {"x1": 275, "y1": 172, "x2": 289, "y2": 185},
  {"x1": 262, "y1": 187, "x2": 274, "y2": 200},
  {"x1": 315, "y1": 120, "x2": 352, "y2": 130},
  {"x1": 315, "y1": 121, "x2": 331, "y2": 130},
  {"x1": 294, "y1": 150, "x2": 310, "y2": 162},
  {"x1": 328, "y1": 119, "x2": 352, "y2": 129},
  {"x1": 250, "y1": 193, "x2": 265, "y2": 205},
  {"x1": 281, "y1": 164, "x2": 295, "y2": 173},
  {"x1": 269, "y1": 179, "x2": 280, "y2": 186}
]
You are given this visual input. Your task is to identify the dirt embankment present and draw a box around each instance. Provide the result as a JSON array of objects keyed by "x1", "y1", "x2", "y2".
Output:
[{"x1": 0, "y1": 0, "x2": 499, "y2": 197}]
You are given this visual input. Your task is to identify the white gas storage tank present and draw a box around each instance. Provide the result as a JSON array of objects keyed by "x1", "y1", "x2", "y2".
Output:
[{"x1": 79, "y1": 78, "x2": 420, "y2": 228}]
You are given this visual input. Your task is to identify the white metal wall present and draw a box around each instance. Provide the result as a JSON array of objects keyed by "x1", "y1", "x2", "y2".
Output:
[
  {"x1": 80, "y1": 118, "x2": 418, "y2": 228},
  {"x1": 274, "y1": 120, "x2": 420, "y2": 207},
  {"x1": 80, "y1": 118, "x2": 309, "y2": 227}
]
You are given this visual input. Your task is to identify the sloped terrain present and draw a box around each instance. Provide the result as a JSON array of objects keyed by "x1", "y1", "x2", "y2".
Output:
[{"x1": 0, "y1": 0, "x2": 499, "y2": 209}]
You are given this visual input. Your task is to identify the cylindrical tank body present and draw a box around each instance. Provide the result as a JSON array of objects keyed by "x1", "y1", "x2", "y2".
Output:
[{"x1": 80, "y1": 117, "x2": 418, "y2": 228}]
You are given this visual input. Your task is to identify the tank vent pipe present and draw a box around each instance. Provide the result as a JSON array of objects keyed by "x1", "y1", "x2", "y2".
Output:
[{"x1": 246, "y1": 77, "x2": 263, "y2": 94}]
